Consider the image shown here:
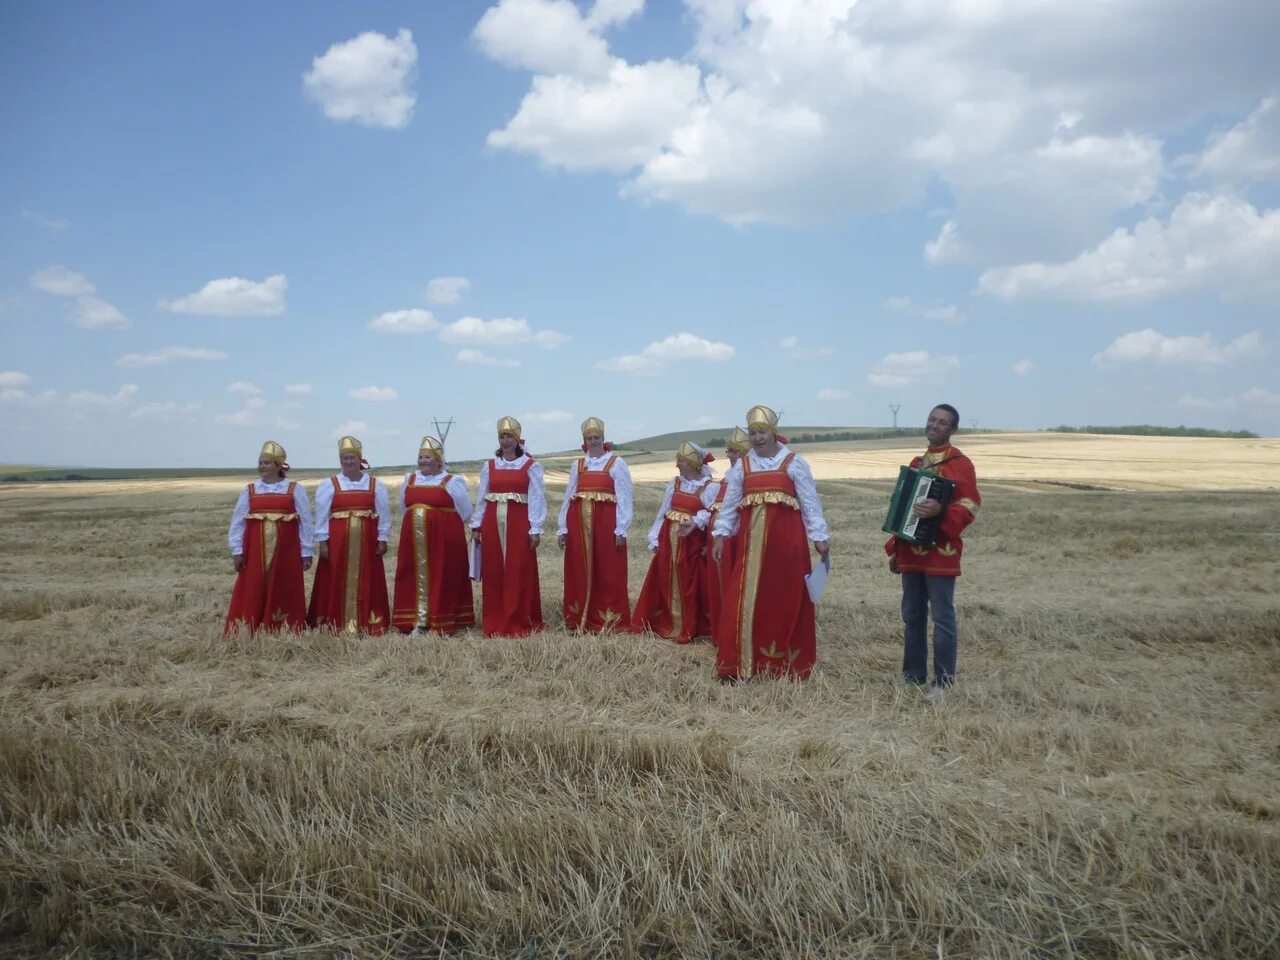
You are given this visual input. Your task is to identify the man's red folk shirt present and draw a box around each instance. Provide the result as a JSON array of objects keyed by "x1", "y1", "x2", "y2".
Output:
[{"x1": 884, "y1": 444, "x2": 981, "y2": 576}]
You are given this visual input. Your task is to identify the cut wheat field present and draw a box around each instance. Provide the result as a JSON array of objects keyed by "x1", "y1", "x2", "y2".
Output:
[{"x1": 2, "y1": 438, "x2": 1278, "y2": 958}]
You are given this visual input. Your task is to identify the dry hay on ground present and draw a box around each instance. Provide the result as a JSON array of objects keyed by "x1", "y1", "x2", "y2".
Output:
[{"x1": 0, "y1": 472, "x2": 1277, "y2": 958}]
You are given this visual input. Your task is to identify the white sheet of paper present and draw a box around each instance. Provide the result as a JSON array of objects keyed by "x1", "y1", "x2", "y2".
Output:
[
  {"x1": 469, "y1": 540, "x2": 482, "y2": 581},
  {"x1": 805, "y1": 556, "x2": 831, "y2": 603}
]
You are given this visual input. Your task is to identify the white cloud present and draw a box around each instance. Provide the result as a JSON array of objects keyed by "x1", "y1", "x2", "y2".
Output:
[
  {"x1": 1013, "y1": 359, "x2": 1034, "y2": 376},
  {"x1": 884, "y1": 296, "x2": 912, "y2": 311},
  {"x1": 369, "y1": 308, "x2": 438, "y2": 334},
  {"x1": 115, "y1": 346, "x2": 228, "y2": 368},
  {"x1": 22, "y1": 209, "x2": 70, "y2": 231},
  {"x1": 72, "y1": 297, "x2": 129, "y2": 330},
  {"x1": 1177, "y1": 387, "x2": 1280, "y2": 412},
  {"x1": 130, "y1": 401, "x2": 202, "y2": 421},
  {"x1": 597, "y1": 332, "x2": 734, "y2": 376},
  {"x1": 161, "y1": 274, "x2": 287, "y2": 316},
  {"x1": 782, "y1": 337, "x2": 834, "y2": 360},
  {"x1": 817, "y1": 387, "x2": 851, "y2": 400},
  {"x1": 216, "y1": 396, "x2": 267, "y2": 426},
  {"x1": 348, "y1": 385, "x2": 399, "y2": 401},
  {"x1": 1, "y1": 389, "x2": 27, "y2": 403},
  {"x1": 978, "y1": 193, "x2": 1280, "y2": 302},
  {"x1": 488, "y1": 59, "x2": 702, "y2": 174},
  {"x1": 1, "y1": 388, "x2": 58, "y2": 406},
  {"x1": 439, "y1": 316, "x2": 569, "y2": 348},
  {"x1": 474, "y1": 0, "x2": 613, "y2": 78},
  {"x1": 303, "y1": 29, "x2": 417, "y2": 129},
  {"x1": 0, "y1": 371, "x2": 31, "y2": 388},
  {"x1": 31, "y1": 265, "x2": 94, "y2": 296},
  {"x1": 274, "y1": 416, "x2": 301, "y2": 431},
  {"x1": 426, "y1": 276, "x2": 470, "y2": 304},
  {"x1": 924, "y1": 220, "x2": 967, "y2": 265},
  {"x1": 867, "y1": 351, "x2": 959, "y2": 388},
  {"x1": 67, "y1": 383, "x2": 139, "y2": 407},
  {"x1": 228, "y1": 381, "x2": 262, "y2": 395},
  {"x1": 1193, "y1": 96, "x2": 1280, "y2": 183},
  {"x1": 284, "y1": 383, "x2": 312, "y2": 395},
  {"x1": 331, "y1": 419, "x2": 369, "y2": 440},
  {"x1": 924, "y1": 304, "x2": 964, "y2": 323},
  {"x1": 1092, "y1": 329, "x2": 1262, "y2": 368},
  {"x1": 478, "y1": 1, "x2": 1278, "y2": 247},
  {"x1": 456, "y1": 349, "x2": 521, "y2": 368}
]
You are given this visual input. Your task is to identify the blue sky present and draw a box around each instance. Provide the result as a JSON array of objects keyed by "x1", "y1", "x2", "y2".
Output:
[{"x1": 2, "y1": 0, "x2": 1277, "y2": 467}]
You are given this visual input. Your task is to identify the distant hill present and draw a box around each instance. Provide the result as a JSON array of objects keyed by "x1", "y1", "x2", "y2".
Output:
[
  {"x1": 1049, "y1": 425, "x2": 1259, "y2": 439},
  {"x1": 612, "y1": 425, "x2": 931, "y2": 451}
]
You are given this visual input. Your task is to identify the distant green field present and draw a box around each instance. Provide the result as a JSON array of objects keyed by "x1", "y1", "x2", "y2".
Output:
[{"x1": 611, "y1": 425, "x2": 933, "y2": 451}]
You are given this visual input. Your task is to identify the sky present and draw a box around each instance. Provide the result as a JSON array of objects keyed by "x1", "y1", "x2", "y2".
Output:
[{"x1": 2, "y1": 0, "x2": 1278, "y2": 468}]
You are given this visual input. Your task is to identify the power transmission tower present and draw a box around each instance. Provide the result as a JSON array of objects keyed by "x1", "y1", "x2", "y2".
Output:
[
  {"x1": 969, "y1": 418, "x2": 978, "y2": 431},
  {"x1": 889, "y1": 403, "x2": 901, "y2": 428},
  {"x1": 432, "y1": 417, "x2": 454, "y2": 447}
]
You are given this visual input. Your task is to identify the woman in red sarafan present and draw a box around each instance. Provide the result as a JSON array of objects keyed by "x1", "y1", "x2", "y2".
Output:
[
  {"x1": 704, "y1": 426, "x2": 750, "y2": 642},
  {"x1": 307, "y1": 434, "x2": 392, "y2": 634},
  {"x1": 392, "y1": 434, "x2": 476, "y2": 635},
  {"x1": 224, "y1": 440, "x2": 313, "y2": 635},
  {"x1": 712, "y1": 407, "x2": 831, "y2": 680},
  {"x1": 556, "y1": 416, "x2": 634, "y2": 633},
  {"x1": 469, "y1": 416, "x2": 546, "y2": 637},
  {"x1": 632, "y1": 440, "x2": 718, "y2": 643}
]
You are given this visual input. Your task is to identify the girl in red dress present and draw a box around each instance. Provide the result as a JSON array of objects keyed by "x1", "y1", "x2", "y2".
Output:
[
  {"x1": 307, "y1": 435, "x2": 392, "y2": 634},
  {"x1": 469, "y1": 417, "x2": 546, "y2": 637},
  {"x1": 711, "y1": 408, "x2": 831, "y2": 680},
  {"x1": 556, "y1": 416, "x2": 634, "y2": 632},
  {"x1": 224, "y1": 441, "x2": 313, "y2": 635},
  {"x1": 392, "y1": 435, "x2": 476, "y2": 635},
  {"x1": 632, "y1": 441, "x2": 717, "y2": 643}
]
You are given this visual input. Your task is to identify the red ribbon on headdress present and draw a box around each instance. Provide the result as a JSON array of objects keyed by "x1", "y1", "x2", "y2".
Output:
[
  {"x1": 703, "y1": 451, "x2": 715, "y2": 464},
  {"x1": 776, "y1": 434, "x2": 788, "y2": 445},
  {"x1": 281, "y1": 461, "x2": 291, "y2": 472},
  {"x1": 360, "y1": 458, "x2": 370, "y2": 470}
]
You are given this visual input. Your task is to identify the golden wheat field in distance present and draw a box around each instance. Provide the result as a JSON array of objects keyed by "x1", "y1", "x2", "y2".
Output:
[{"x1": 1, "y1": 434, "x2": 1278, "y2": 958}]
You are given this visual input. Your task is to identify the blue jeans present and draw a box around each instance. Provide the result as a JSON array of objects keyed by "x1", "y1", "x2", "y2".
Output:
[{"x1": 901, "y1": 573, "x2": 957, "y2": 684}]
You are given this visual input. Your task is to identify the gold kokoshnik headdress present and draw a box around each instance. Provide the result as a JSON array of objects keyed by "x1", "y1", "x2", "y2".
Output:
[
  {"x1": 337, "y1": 435, "x2": 369, "y2": 469},
  {"x1": 677, "y1": 440, "x2": 715, "y2": 473},
  {"x1": 418, "y1": 435, "x2": 444, "y2": 460},
  {"x1": 745, "y1": 405, "x2": 788, "y2": 444},
  {"x1": 726, "y1": 426, "x2": 750, "y2": 453},
  {"x1": 580, "y1": 416, "x2": 613, "y2": 453},
  {"x1": 259, "y1": 440, "x2": 289, "y2": 471},
  {"x1": 496, "y1": 416, "x2": 524, "y2": 445}
]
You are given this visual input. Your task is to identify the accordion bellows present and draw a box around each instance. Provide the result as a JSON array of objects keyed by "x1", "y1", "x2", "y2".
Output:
[{"x1": 882, "y1": 465, "x2": 956, "y2": 545}]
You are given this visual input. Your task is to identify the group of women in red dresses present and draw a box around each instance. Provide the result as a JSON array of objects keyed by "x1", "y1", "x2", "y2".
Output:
[{"x1": 225, "y1": 406, "x2": 831, "y2": 679}]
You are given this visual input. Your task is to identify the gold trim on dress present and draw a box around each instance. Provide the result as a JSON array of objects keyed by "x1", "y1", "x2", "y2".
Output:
[
  {"x1": 664, "y1": 509, "x2": 694, "y2": 524},
  {"x1": 261, "y1": 519, "x2": 277, "y2": 584},
  {"x1": 578, "y1": 498, "x2": 595, "y2": 627},
  {"x1": 496, "y1": 499, "x2": 508, "y2": 563},
  {"x1": 740, "y1": 491, "x2": 800, "y2": 511},
  {"x1": 343, "y1": 517, "x2": 363, "y2": 634},
  {"x1": 668, "y1": 519, "x2": 684, "y2": 638},
  {"x1": 409, "y1": 503, "x2": 455, "y2": 513},
  {"x1": 245, "y1": 512, "x2": 298, "y2": 521},
  {"x1": 330, "y1": 509, "x2": 376, "y2": 520},
  {"x1": 485, "y1": 493, "x2": 528, "y2": 503},
  {"x1": 738, "y1": 505, "x2": 768, "y2": 679},
  {"x1": 956, "y1": 497, "x2": 979, "y2": 515},
  {"x1": 413, "y1": 509, "x2": 430, "y2": 629},
  {"x1": 572, "y1": 490, "x2": 617, "y2": 503}
]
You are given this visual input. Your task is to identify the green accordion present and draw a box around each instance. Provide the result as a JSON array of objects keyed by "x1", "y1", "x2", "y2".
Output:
[{"x1": 882, "y1": 465, "x2": 956, "y2": 545}]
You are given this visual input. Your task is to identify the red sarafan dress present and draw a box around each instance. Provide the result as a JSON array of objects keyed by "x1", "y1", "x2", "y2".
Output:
[
  {"x1": 478, "y1": 458, "x2": 544, "y2": 637},
  {"x1": 562, "y1": 455, "x2": 631, "y2": 632},
  {"x1": 225, "y1": 482, "x2": 307, "y2": 635},
  {"x1": 716, "y1": 453, "x2": 816, "y2": 679},
  {"x1": 704, "y1": 479, "x2": 738, "y2": 642},
  {"x1": 632, "y1": 479, "x2": 711, "y2": 643},
  {"x1": 393, "y1": 474, "x2": 475, "y2": 634},
  {"x1": 307, "y1": 477, "x2": 391, "y2": 634}
]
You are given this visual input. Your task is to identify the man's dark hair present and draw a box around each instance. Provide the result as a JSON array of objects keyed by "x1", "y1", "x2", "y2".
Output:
[{"x1": 934, "y1": 403, "x2": 960, "y2": 429}]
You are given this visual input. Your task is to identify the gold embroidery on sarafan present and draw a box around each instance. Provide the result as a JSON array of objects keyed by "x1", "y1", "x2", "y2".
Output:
[
  {"x1": 496, "y1": 499, "x2": 508, "y2": 563},
  {"x1": 343, "y1": 517, "x2": 363, "y2": 633},
  {"x1": 668, "y1": 518, "x2": 683, "y2": 638},
  {"x1": 414, "y1": 509, "x2": 430, "y2": 629},
  {"x1": 579, "y1": 496, "x2": 595, "y2": 624},
  {"x1": 738, "y1": 505, "x2": 768, "y2": 679},
  {"x1": 261, "y1": 519, "x2": 277, "y2": 583}
]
